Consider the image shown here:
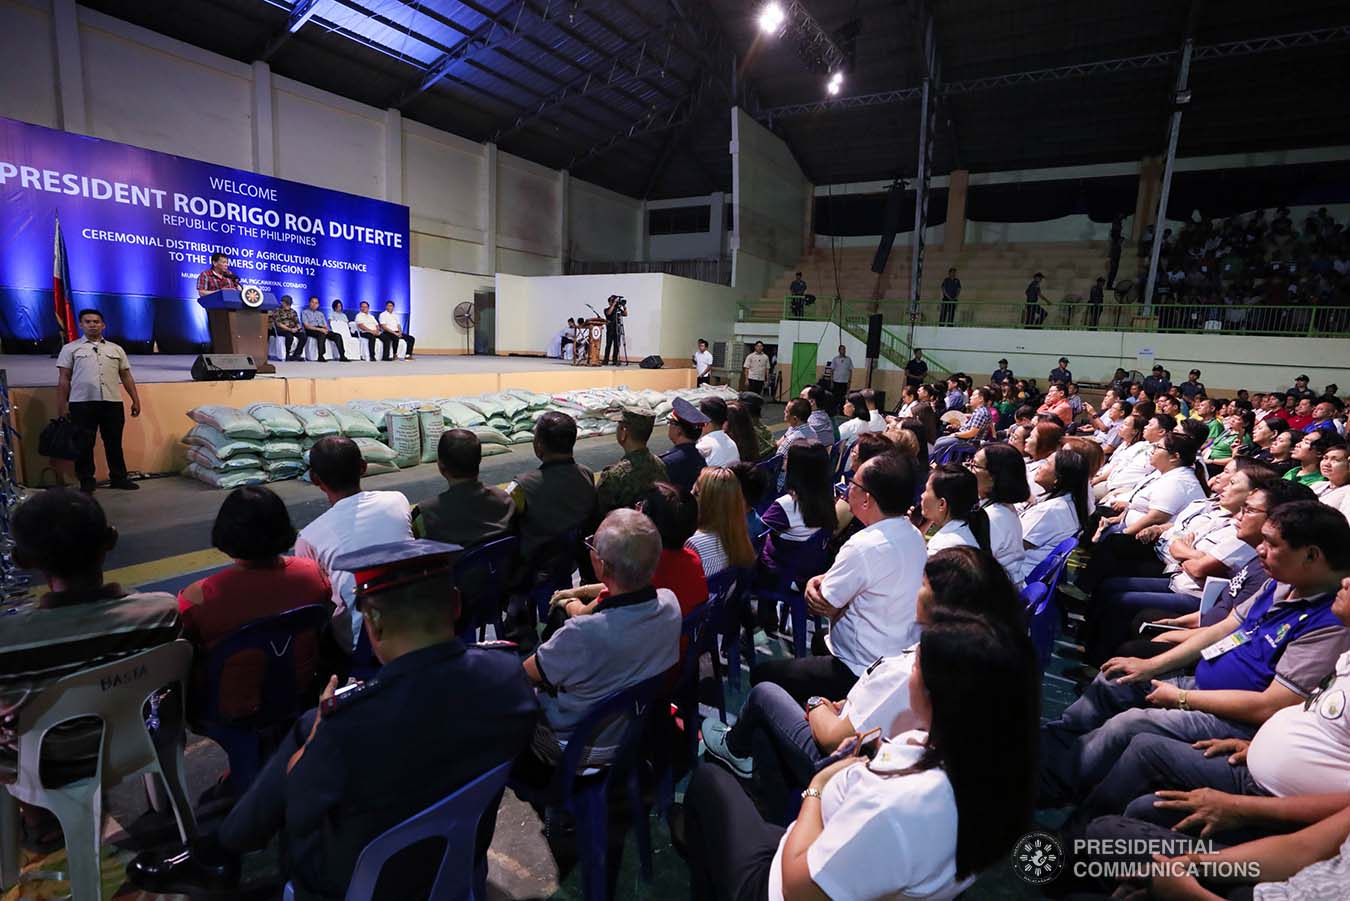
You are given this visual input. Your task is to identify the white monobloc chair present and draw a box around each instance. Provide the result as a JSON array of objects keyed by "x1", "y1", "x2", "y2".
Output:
[
  {"x1": 0, "y1": 641, "x2": 198, "y2": 900},
  {"x1": 331, "y1": 319, "x2": 363, "y2": 361}
]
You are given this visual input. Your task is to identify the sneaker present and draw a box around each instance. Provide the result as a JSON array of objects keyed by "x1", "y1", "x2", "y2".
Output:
[
  {"x1": 79, "y1": 480, "x2": 97, "y2": 494},
  {"x1": 109, "y1": 479, "x2": 140, "y2": 491},
  {"x1": 701, "y1": 718, "x2": 752, "y2": 778}
]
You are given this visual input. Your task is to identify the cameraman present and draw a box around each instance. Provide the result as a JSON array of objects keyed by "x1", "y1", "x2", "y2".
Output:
[{"x1": 603, "y1": 295, "x2": 627, "y2": 365}]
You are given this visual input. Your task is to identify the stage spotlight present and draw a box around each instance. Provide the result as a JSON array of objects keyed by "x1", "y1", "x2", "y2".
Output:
[
  {"x1": 758, "y1": 2, "x2": 785, "y2": 35},
  {"x1": 827, "y1": 81, "x2": 840, "y2": 95},
  {"x1": 827, "y1": 72, "x2": 843, "y2": 94}
]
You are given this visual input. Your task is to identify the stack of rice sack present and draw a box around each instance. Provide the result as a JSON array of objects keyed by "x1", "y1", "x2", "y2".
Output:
[
  {"x1": 182, "y1": 407, "x2": 269, "y2": 488},
  {"x1": 436, "y1": 397, "x2": 512, "y2": 456}
]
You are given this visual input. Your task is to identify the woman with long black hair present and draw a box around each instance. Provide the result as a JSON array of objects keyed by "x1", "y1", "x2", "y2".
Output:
[
  {"x1": 1019, "y1": 447, "x2": 1091, "y2": 582},
  {"x1": 919, "y1": 463, "x2": 992, "y2": 556}
]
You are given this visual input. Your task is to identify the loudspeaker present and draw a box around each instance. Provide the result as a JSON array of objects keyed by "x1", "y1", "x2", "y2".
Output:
[
  {"x1": 639, "y1": 355, "x2": 664, "y2": 369},
  {"x1": 191, "y1": 354, "x2": 257, "y2": 381},
  {"x1": 870, "y1": 182, "x2": 905, "y2": 274},
  {"x1": 865, "y1": 313, "x2": 883, "y2": 358}
]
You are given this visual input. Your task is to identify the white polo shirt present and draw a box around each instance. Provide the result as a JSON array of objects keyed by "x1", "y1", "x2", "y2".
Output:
[
  {"x1": 820, "y1": 515, "x2": 926, "y2": 674},
  {"x1": 839, "y1": 649, "x2": 919, "y2": 738},
  {"x1": 868, "y1": 410, "x2": 886, "y2": 432},
  {"x1": 1122, "y1": 467, "x2": 1205, "y2": 528},
  {"x1": 378, "y1": 310, "x2": 403, "y2": 332},
  {"x1": 767, "y1": 731, "x2": 970, "y2": 901},
  {"x1": 694, "y1": 349, "x2": 713, "y2": 377},
  {"x1": 1019, "y1": 494, "x2": 1080, "y2": 582},
  {"x1": 696, "y1": 429, "x2": 740, "y2": 466},
  {"x1": 295, "y1": 490, "x2": 413, "y2": 648},
  {"x1": 56, "y1": 337, "x2": 129, "y2": 403},
  {"x1": 927, "y1": 520, "x2": 977, "y2": 555},
  {"x1": 983, "y1": 501, "x2": 1026, "y2": 586},
  {"x1": 1104, "y1": 440, "x2": 1153, "y2": 493},
  {"x1": 1245, "y1": 650, "x2": 1350, "y2": 798},
  {"x1": 354, "y1": 311, "x2": 380, "y2": 333}
]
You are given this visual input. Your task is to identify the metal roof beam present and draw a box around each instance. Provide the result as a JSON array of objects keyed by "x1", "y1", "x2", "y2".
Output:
[
  {"x1": 259, "y1": 0, "x2": 322, "y2": 61},
  {"x1": 757, "y1": 25, "x2": 1350, "y2": 120},
  {"x1": 664, "y1": 0, "x2": 763, "y2": 112},
  {"x1": 568, "y1": 71, "x2": 714, "y2": 169}
]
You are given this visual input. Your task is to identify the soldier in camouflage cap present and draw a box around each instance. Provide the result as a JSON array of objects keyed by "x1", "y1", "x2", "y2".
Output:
[{"x1": 595, "y1": 407, "x2": 669, "y2": 514}]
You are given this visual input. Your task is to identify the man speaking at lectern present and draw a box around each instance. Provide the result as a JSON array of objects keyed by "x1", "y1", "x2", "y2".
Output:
[{"x1": 196, "y1": 253, "x2": 240, "y2": 296}]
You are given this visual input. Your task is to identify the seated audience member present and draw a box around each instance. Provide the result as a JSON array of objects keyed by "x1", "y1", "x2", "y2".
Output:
[
  {"x1": 1062, "y1": 435, "x2": 1105, "y2": 481},
  {"x1": 932, "y1": 387, "x2": 994, "y2": 455},
  {"x1": 696, "y1": 396, "x2": 740, "y2": 466},
  {"x1": 377, "y1": 300, "x2": 415, "y2": 360},
  {"x1": 702, "y1": 547, "x2": 1025, "y2": 822},
  {"x1": 1094, "y1": 432, "x2": 1205, "y2": 543},
  {"x1": 507, "y1": 411, "x2": 597, "y2": 564},
  {"x1": 1202, "y1": 408, "x2": 1253, "y2": 469},
  {"x1": 685, "y1": 466, "x2": 757, "y2": 578},
  {"x1": 910, "y1": 396, "x2": 942, "y2": 453},
  {"x1": 521, "y1": 510, "x2": 681, "y2": 771},
  {"x1": 833, "y1": 432, "x2": 895, "y2": 532},
  {"x1": 972, "y1": 443, "x2": 1030, "y2": 584},
  {"x1": 548, "y1": 482, "x2": 707, "y2": 618},
  {"x1": 738, "y1": 392, "x2": 777, "y2": 459},
  {"x1": 1284, "y1": 428, "x2": 1340, "y2": 490},
  {"x1": 1024, "y1": 420, "x2": 1066, "y2": 501},
  {"x1": 1037, "y1": 384, "x2": 1074, "y2": 426},
  {"x1": 944, "y1": 375, "x2": 967, "y2": 413},
  {"x1": 725, "y1": 401, "x2": 761, "y2": 464},
  {"x1": 296, "y1": 436, "x2": 413, "y2": 650},
  {"x1": 1321, "y1": 443, "x2": 1350, "y2": 516},
  {"x1": 1305, "y1": 398, "x2": 1342, "y2": 434},
  {"x1": 299, "y1": 296, "x2": 348, "y2": 361},
  {"x1": 128, "y1": 540, "x2": 538, "y2": 898},
  {"x1": 594, "y1": 408, "x2": 668, "y2": 516},
  {"x1": 1080, "y1": 461, "x2": 1278, "y2": 663},
  {"x1": 271, "y1": 294, "x2": 303, "y2": 359},
  {"x1": 777, "y1": 398, "x2": 815, "y2": 454},
  {"x1": 730, "y1": 460, "x2": 771, "y2": 539},
  {"x1": 751, "y1": 453, "x2": 925, "y2": 702},
  {"x1": 0, "y1": 489, "x2": 179, "y2": 803},
  {"x1": 1091, "y1": 415, "x2": 1149, "y2": 501},
  {"x1": 893, "y1": 383, "x2": 918, "y2": 419},
  {"x1": 759, "y1": 442, "x2": 836, "y2": 588},
  {"x1": 1077, "y1": 575, "x2": 1350, "y2": 834},
  {"x1": 862, "y1": 388, "x2": 885, "y2": 432},
  {"x1": 801, "y1": 386, "x2": 836, "y2": 445},
  {"x1": 1266, "y1": 425, "x2": 1296, "y2": 470},
  {"x1": 684, "y1": 606, "x2": 1038, "y2": 901},
  {"x1": 837, "y1": 391, "x2": 871, "y2": 446},
  {"x1": 920, "y1": 463, "x2": 992, "y2": 555},
  {"x1": 179, "y1": 486, "x2": 333, "y2": 717},
  {"x1": 662, "y1": 398, "x2": 711, "y2": 492},
  {"x1": 1285, "y1": 397, "x2": 1315, "y2": 431},
  {"x1": 1241, "y1": 414, "x2": 1288, "y2": 463},
  {"x1": 1173, "y1": 415, "x2": 1211, "y2": 450},
  {"x1": 412, "y1": 429, "x2": 515, "y2": 546},
  {"x1": 1019, "y1": 448, "x2": 1091, "y2": 582},
  {"x1": 1040, "y1": 501, "x2": 1350, "y2": 807}
]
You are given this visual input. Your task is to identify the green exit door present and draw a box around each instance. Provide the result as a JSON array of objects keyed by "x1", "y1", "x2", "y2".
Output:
[{"x1": 789, "y1": 342, "x2": 818, "y2": 399}]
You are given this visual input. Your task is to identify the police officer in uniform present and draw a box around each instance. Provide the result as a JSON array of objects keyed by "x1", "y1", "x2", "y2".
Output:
[
  {"x1": 595, "y1": 407, "x2": 668, "y2": 515},
  {"x1": 659, "y1": 397, "x2": 710, "y2": 494},
  {"x1": 127, "y1": 539, "x2": 538, "y2": 898}
]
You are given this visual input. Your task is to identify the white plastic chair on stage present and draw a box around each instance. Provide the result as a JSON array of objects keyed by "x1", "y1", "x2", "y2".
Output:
[
  {"x1": 331, "y1": 318, "x2": 363, "y2": 361},
  {"x1": 0, "y1": 641, "x2": 198, "y2": 900}
]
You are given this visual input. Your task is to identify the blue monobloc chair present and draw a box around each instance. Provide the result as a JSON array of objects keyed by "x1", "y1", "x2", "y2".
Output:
[
  {"x1": 283, "y1": 760, "x2": 513, "y2": 901},
  {"x1": 454, "y1": 536, "x2": 518, "y2": 641},
  {"x1": 1021, "y1": 535, "x2": 1080, "y2": 669}
]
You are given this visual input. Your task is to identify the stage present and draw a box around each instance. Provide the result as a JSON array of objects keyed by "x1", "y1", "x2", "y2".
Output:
[{"x1": 2, "y1": 352, "x2": 694, "y2": 485}]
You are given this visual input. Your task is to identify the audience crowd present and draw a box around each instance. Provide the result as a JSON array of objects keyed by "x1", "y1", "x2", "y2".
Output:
[{"x1": 3, "y1": 354, "x2": 1350, "y2": 900}]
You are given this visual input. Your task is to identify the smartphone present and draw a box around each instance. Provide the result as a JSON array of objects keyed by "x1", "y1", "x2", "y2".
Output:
[
  {"x1": 852, "y1": 727, "x2": 883, "y2": 760},
  {"x1": 320, "y1": 680, "x2": 364, "y2": 715},
  {"x1": 1139, "y1": 622, "x2": 1185, "y2": 636}
]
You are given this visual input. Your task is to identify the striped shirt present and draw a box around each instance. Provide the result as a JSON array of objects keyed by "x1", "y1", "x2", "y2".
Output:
[
  {"x1": 685, "y1": 530, "x2": 729, "y2": 577},
  {"x1": 196, "y1": 267, "x2": 239, "y2": 294}
]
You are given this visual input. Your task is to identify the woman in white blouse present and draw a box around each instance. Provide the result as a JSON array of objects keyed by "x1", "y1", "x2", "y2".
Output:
[
  {"x1": 836, "y1": 391, "x2": 872, "y2": 447},
  {"x1": 1019, "y1": 447, "x2": 1091, "y2": 582},
  {"x1": 1024, "y1": 420, "x2": 1065, "y2": 502},
  {"x1": 1092, "y1": 413, "x2": 1151, "y2": 501},
  {"x1": 919, "y1": 463, "x2": 991, "y2": 556},
  {"x1": 683, "y1": 605, "x2": 1039, "y2": 901},
  {"x1": 1094, "y1": 431, "x2": 1205, "y2": 542},
  {"x1": 1320, "y1": 444, "x2": 1350, "y2": 517},
  {"x1": 970, "y1": 443, "x2": 1030, "y2": 584}
]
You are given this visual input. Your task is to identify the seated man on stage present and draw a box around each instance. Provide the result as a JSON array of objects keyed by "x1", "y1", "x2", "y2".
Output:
[
  {"x1": 269, "y1": 295, "x2": 303, "y2": 360},
  {"x1": 353, "y1": 301, "x2": 381, "y2": 360},
  {"x1": 300, "y1": 296, "x2": 348, "y2": 362},
  {"x1": 378, "y1": 300, "x2": 415, "y2": 360}
]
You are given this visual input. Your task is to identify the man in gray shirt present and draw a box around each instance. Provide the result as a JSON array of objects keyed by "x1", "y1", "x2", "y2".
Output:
[
  {"x1": 521, "y1": 509, "x2": 680, "y2": 773},
  {"x1": 828, "y1": 345, "x2": 854, "y2": 399},
  {"x1": 56, "y1": 308, "x2": 142, "y2": 492},
  {"x1": 300, "y1": 296, "x2": 348, "y2": 362}
]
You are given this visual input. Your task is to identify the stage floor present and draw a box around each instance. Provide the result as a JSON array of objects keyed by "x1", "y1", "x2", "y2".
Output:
[{"x1": 0, "y1": 352, "x2": 611, "y2": 387}]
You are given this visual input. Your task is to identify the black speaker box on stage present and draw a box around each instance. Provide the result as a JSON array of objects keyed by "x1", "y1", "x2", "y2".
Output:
[
  {"x1": 865, "y1": 313, "x2": 883, "y2": 358},
  {"x1": 639, "y1": 355, "x2": 664, "y2": 369},
  {"x1": 191, "y1": 354, "x2": 257, "y2": 381},
  {"x1": 870, "y1": 182, "x2": 905, "y2": 274}
]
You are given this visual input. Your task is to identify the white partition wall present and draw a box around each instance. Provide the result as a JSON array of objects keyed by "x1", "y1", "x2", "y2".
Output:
[{"x1": 730, "y1": 107, "x2": 812, "y2": 298}]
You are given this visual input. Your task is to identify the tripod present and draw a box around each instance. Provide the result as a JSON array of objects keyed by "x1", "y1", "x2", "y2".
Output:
[{"x1": 617, "y1": 321, "x2": 629, "y2": 366}]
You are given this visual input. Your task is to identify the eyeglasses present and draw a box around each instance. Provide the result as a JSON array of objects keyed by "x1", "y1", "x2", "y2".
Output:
[
  {"x1": 1239, "y1": 502, "x2": 1268, "y2": 517},
  {"x1": 584, "y1": 533, "x2": 598, "y2": 555},
  {"x1": 964, "y1": 459, "x2": 987, "y2": 472},
  {"x1": 848, "y1": 478, "x2": 867, "y2": 494}
]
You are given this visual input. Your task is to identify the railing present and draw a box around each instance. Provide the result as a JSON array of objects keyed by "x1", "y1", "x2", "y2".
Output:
[
  {"x1": 567, "y1": 258, "x2": 729, "y2": 286},
  {"x1": 743, "y1": 296, "x2": 1350, "y2": 338}
]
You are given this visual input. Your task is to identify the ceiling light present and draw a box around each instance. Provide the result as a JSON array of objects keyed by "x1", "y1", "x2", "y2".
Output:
[
  {"x1": 758, "y1": 2, "x2": 785, "y2": 35},
  {"x1": 827, "y1": 80, "x2": 840, "y2": 95}
]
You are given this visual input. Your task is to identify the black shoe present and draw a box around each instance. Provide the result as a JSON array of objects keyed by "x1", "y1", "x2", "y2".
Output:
[
  {"x1": 125, "y1": 844, "x2": 241, "y2": 894},
  {"x1": 79, "y1": 480, "x2": 97, "y2": 494},
  {"x1": 109, "y1": 479, "x2": 140, "y2": 490}
]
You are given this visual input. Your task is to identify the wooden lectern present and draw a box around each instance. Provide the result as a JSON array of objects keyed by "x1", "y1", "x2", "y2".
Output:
[{"x1": 197, "y1": 288, "x2": 279, "y2": 374}]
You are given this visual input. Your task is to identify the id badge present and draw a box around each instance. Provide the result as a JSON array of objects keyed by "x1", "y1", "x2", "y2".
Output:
[{"x1": 1201, "y1": 630, "x2": 1250, "y2": 660}]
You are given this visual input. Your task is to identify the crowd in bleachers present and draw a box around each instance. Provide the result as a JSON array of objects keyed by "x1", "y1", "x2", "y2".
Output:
[
  {"x1": 1144, "y1": 206, "x2": 1350, "y2": 332},
  {"x1": 3, "y1": 356, "x2": 1350, "y2": 899}
]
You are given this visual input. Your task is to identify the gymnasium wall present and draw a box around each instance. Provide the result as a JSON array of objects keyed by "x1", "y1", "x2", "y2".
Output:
[
  {"x1": 730, "y1": 107, "x2": 812, "y2": 297},
  {"x1": 0, "y1": 0, "x2": 646, "y2": 326}
]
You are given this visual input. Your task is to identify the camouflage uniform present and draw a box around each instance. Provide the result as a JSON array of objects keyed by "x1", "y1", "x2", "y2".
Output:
[
  {"x1": 753, "y1": 421, "x2": 776, "y2": 460},
  {"x1": 596, "y1": 446, "x2": 669, "y2": 513}
]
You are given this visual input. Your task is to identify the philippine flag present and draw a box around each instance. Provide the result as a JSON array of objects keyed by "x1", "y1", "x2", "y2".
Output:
[{"x1": 53, "y1": 214, "x2": 78, "y2": 345}]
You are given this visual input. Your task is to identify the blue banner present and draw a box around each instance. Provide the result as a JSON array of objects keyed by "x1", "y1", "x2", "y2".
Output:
[{"x1": 0, "y1": 116, "x2": 410, "y2": 352}]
